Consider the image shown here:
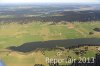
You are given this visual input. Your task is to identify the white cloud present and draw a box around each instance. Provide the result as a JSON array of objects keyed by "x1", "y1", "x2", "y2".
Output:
[{"x1": 0, "y1": 0, "x2": 99, "y2": 3}]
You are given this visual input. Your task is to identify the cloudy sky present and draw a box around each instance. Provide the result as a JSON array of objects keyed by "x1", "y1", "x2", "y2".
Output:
[{"x1": 0, "y1": 0, "x2": 99, "y2": 3}]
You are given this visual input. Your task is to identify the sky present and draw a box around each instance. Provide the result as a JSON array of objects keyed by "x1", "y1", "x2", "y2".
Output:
[{"x1": 0, "y1": 0, "x2": 99, "y2": 3}]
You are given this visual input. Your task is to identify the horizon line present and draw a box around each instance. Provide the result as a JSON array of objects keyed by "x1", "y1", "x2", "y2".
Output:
[{"x1": 0, "y1": 2, "x2": 99, "y2": 4}]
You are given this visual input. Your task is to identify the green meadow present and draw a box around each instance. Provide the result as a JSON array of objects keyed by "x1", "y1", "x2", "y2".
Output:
[{"x1": 0, "y1": 21, "x2": 100, "y2": 66}]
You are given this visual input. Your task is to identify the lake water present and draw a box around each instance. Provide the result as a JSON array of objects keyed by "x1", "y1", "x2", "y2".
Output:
[{"x1": 8, "y1": 38, "x2": 100, "y2": 52}]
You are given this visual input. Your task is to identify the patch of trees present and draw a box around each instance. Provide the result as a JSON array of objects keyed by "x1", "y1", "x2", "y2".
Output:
[
  {"x1": 89, "y1": 32, "x2": 94, "y2": 35},
  {"x1": 71, "y1": 53, "x2": 100, "y2": 66},
  {"x1": 73, "y1": 49, "x2": 87, "y2": 56},
  {"x1": 93, "y1": 28, "x2": 100, "y2": 32},
  {"x1": 34, "y1": 64, "x2": 44, "y2": 66},
  {"x1": 49, "y1": 62, "x2": 59, "y2": 66}
]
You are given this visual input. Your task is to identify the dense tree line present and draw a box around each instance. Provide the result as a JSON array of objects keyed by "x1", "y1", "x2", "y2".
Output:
[
  {"x1": 71, "y1": 53, "x2": 100, "y2": 66},
  {"x1": 0, "y1": 10, "x2": 100, "y2": 23}
]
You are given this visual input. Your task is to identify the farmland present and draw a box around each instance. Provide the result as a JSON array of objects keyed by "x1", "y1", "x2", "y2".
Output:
[
  {"x1": 0, "y1": 3, "x2": 100, "y2": 66},
  {"x1": 0, "y1": 22, "x2": 100, "y2": 49},
  {"x1": 0, "y1": 21, "x2": 100, "y2": 66}
]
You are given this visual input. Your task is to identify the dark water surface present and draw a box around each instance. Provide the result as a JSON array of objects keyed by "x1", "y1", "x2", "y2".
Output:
[{"x1": 8, "y1": 38, "x2": 100, "y2": 52}]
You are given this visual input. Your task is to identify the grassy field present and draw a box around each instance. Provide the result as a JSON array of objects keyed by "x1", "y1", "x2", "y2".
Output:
[{"x1": 0, "y1": 21, "x2": 100, "y2": 66}]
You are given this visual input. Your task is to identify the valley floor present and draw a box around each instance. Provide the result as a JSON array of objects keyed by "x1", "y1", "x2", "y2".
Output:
[{"x1": 0, "y1": 21, "x2": 100, "y2": 66}]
